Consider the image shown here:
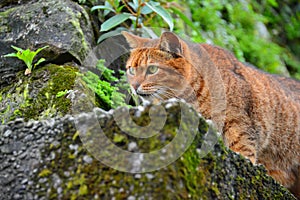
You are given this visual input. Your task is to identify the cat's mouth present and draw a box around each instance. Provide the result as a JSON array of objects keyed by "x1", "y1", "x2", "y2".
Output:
[
  {"x1": 136, "y1": 88, "x2": 155, "y2": 97},
  {"x1": 138, "y1": 93, "x2": 152, "y2": 97},
  {"x1": 134, "y1": 87, "x2": 164, "y2": 103},
  {"x1": 137, "y1": 92, "x2": 162, "y2": 104},
  {"x1": 136, "y1": 91, "x2": 156, "y2": 102}
]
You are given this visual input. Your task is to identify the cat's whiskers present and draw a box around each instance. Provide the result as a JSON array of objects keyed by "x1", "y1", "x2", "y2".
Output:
[
  {"x1": 152, "y1": 92, "x2": 164, "y2": 101},
  {"x1": 154, "y1": 85, "x2": 182, "y2": 92},
  {"x1": 154, "y1": 85, "x2": 185, "y2": 99},
  {"x1": 150, "y1": 85, "x2": 180, "y2": 101}
]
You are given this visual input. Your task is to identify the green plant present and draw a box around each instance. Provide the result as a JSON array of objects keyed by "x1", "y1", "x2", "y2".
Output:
[
  {"x1": 180, "y1": 0, "x2": 295, "y2": 76},
  {"x1": 251, "y1": 0, "x2": 300, "y2": 79},
  {"x1": 82, "y1": 59, "x2": 129, "y2": 110},
  {"x1": 56, "y1": 89, "x2": 69, "y2": 98},
  {"x1": 91, "y1": 0, "x2": 173, "y2": 42},
  {"x1": 3, "y1": 45, "x2": 49, "y2": 75}
]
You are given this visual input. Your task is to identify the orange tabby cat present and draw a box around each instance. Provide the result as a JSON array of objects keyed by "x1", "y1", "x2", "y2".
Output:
[{"x1": 122, "y1": 31, "x2": 300, "y2": 198}]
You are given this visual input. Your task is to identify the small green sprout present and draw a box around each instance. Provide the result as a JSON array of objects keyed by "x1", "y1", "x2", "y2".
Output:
[
  {"x1": 3, "y1": 45, "x2": 49, "y2": 75},
  {"x1": 56, "y1": 89, "x2": 69, "y2": 98}
]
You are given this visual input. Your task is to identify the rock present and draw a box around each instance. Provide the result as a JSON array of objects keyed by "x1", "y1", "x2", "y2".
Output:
[
  {"x1": 3, "y1": 129, "x2": 12, "y2": 137},
  {"x1": 0, "y1": 0, "x2": 95, "y2": 88},
  {"x1": 0, "y1": 0, "x2": 33, "y2": 11},
  {"x1": 0, "y1": 64, "x2": 81, "y2": 123},
  {"x1": 0, "y1": 102, "x2": 296, "y2": 199}
]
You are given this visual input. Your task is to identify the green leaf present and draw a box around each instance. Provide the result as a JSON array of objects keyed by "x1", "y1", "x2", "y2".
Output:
[
  {"x1": 34, "y1": 58, "x2": 46, "y2": 68},
  {"x1": 145, "y1": 2, "x2": 174, "y2": 31},
  {"x1": 141, "y1": 5, "x2": 153, "y2": 15},
  {"x1": 56, "y1": 89, "x2": 68, "y2": 98},
  {"x1": 171, "y1": 7, "x2": 199, "y2": 33},
  {"x1": 91, "y1": 5, "x2": 115, "y2": 13},
  {"x1": 104, "y1": 1, "x2": 114, "y2": 16},
  {"x1": 267, "y1": 0, "x2": 278, "y2": 7},
  {"x1": 3, "y1": 45, "x2": 48, "y2": 72},
  {"x1": 128, "y1": 0, "x2": 142, "y2": 12},
  {"x1": 34, "y1": 45, "x2": 49, "y2": 55},
  {"x1": 116, "y1": 5, "x2": 125, "y2": 13},
  {"x1": 114, "y1": 0, "x2": 120, "y2": 8},
  {"x1": 96, "y1": 59, "x2": 118, "y2": 82},
  {"x1": 141, "y1": 25, "x2": 158, "y2": 38},
  {"x1": 3, "y1": 53, "x2": 18, "y2": 57},
  {"x1": 128, "y1": 2, "x2": 137, "y2": 11},
  {"x1": 100, "y1": 13, "x2": 131, "y2": 32},
  {"x1": 132, "y1": 0, "x2": 139, "y2": 9},
  {"x1": 21, "y1": 49, "x2": 35, "y2": 69},
  {"x1": 11, "y1": 45, "x2": 24, "y2": 53},
  {"x1": 97, "y1": 27, "x2": 126, "y2": 43}
]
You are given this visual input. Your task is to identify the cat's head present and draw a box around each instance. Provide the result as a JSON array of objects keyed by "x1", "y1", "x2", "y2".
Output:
[{"x1": 122, "y1": 32, "x2": 195, "y2": 103}]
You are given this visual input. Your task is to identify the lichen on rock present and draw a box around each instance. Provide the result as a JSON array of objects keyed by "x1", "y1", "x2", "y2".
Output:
[
  {"x1": 0, "y1": 64, "x2": 80, "y2": 123},
  {"x1": 0, "y1": 102, "x2": 295, "y2": 200},
  {"x1": 0, "y1": 0, "x2": 95, "y2": 87}
]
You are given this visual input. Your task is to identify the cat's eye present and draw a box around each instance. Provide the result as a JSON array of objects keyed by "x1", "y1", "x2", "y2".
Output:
[
  {"x1": 147, "y1": 65, "x2": 158, "y2": 74},
  {"x1": 128, "y1": 67, "x2": 135, "y2": 75}
]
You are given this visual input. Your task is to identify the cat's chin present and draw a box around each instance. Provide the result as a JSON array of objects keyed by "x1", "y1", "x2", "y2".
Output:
[
  {"x1": 139, "y1": 95, "x2": 161, "y2": 105},
  {"x1": 151, "y1": 98, "x2": 162, "y2": 104}
]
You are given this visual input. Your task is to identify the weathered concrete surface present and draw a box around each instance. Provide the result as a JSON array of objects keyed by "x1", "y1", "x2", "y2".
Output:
[{"x1": 0, "y1": 102, "x2": 295, "y2": 200}]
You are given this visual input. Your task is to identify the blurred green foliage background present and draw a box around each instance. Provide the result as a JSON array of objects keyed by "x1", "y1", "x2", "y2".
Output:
[
  {"x1": 79, "y1": 0, "x2": 300, "y2": 110},
  {"x1": 168, "y1": 0, "x2": 300, "y2": 79}
]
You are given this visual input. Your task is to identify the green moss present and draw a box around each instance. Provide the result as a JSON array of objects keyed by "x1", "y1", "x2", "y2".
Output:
[
  {"x1": 0, "y1": 64, "x2": 79, "y2": 123},
  {"x1": 64, "y1": 5, "x2": 91, "y2": 63},
  {"x1": 0, "y1": 7, "x2": 16, "y2": 33},
  {"x1": 30, "y1": 104, "x2": 294, "y2": 199},
  {"x1": 25, "y1": 65, "x2": 76, "y2": 119},
  {"x1": 38, "y1": 169, "x2": 52, "y2": 177}
]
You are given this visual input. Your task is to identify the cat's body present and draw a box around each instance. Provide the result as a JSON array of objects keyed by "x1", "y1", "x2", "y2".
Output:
[{"x1": 122, "y1": 32, "x2": 300, "y2": 198}]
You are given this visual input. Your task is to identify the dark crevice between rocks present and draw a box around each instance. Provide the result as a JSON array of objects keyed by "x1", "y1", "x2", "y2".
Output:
[
  {"x1": 0, "y1": 73, "x2": 17, "y2": 90},
  {"x1": 0, "y1": 0, "x2": 36, "y2": 12},
  {"x1": 47, "y1": 52, "x2": 81, "y2": 66}
]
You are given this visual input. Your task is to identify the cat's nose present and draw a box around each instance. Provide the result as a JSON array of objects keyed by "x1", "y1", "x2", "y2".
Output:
[{"x1": 132, "y1": 82, "x2": 140, "y2": 90}]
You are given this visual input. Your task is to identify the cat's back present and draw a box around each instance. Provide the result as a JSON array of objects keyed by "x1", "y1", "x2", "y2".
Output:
[
  {"x1": 271, "y1": 74, "x2": 300, "y2": 101},
  {"x1": 200, "y1": 43, "x2": 300, "y2": 192},
  {"x1": 200, "y1": 43, "x2": 300, "y2": 101}
]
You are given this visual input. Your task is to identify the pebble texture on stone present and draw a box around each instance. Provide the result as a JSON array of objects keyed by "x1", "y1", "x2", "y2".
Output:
[{"x1": 0, "y1": 102, "x2": 296, "y2": 200}]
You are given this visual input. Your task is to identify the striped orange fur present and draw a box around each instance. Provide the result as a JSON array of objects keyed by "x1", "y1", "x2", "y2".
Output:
[{"x1": 122, "y1": 31, "x2": 300, "y2": 198}]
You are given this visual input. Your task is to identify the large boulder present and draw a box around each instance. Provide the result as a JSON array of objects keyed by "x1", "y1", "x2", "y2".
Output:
[
  {"x1": 0, "y1": 0, "x2": 95, "y2": 88},
  {"x1": 0, "y1": 102, "x2": 295, "y2": 200}
]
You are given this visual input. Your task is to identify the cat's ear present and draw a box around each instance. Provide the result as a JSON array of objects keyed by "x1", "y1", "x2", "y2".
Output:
[
  {"x1": 122, "y1": 31, "x2": 150, "y2": 49},
  {"x1": 159, "y1": 32, "x2": 182, "y2": 55}
]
